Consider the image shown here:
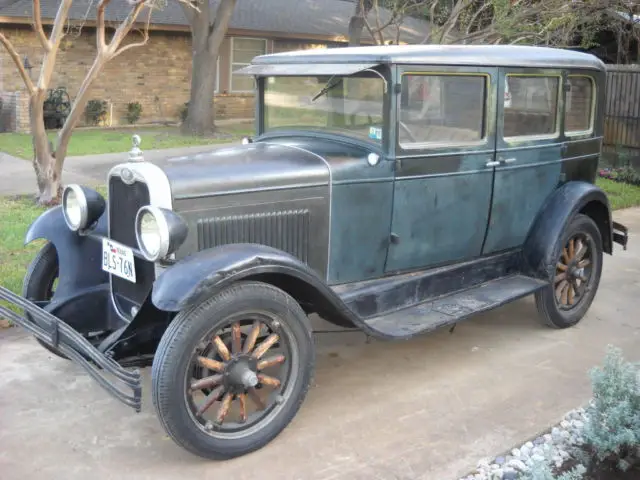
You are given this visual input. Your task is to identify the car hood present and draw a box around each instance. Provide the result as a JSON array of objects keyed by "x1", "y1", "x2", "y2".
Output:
[{"x1": 157, "y1": 142, "x2": 330, "y2": 199}]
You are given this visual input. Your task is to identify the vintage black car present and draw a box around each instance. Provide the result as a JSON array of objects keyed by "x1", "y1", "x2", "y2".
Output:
[{"x1": 0, "y1": 45, "x2": 629, "y2": 460}]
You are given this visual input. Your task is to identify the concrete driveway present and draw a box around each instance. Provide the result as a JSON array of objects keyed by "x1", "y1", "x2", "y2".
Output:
[{"x1": 1, "y1": 208, "x2": 639, "y2": 480}]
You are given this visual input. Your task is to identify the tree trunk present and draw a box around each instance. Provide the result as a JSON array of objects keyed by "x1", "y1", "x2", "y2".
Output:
[
  {"x1": 181, "y1": 48, "x2": 218, "y2": 136},
  {"x1": 29, "y1": 91, "x2": 61, "y2": 205}
]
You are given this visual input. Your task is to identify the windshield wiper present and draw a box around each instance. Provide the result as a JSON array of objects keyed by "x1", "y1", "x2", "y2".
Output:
[{"x1": 311, "y1": 76, "x2": 343, "y2": 102}]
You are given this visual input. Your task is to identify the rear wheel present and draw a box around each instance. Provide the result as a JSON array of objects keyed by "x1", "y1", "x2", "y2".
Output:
[
  {"x1": 151, "y1": 281, "x2": 315, "y2": 460},
  {"x1": 535, "y1": 214, "x2": 603, "y2": 329},
  {"x1": 22, "y1": 242, "x2": 68, "y2": 359}
]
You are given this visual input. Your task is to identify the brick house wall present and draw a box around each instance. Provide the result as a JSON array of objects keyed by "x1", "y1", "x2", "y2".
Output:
[{"x1": 0, "y1": 24, "x2": 338, "y2": 132}]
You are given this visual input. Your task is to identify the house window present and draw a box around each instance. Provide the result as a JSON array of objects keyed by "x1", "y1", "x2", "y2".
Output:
[
  {"x1": 399, "y1": 73, "x2": 487, "y2": 148},
  {"x1": 503, "y1": 75, "x2": 560, "y2": 139},
  {"x1": 565, "y1": 75, "x2": 595, "y2": 135},
  {"x1": 231, "y1": 37, "x2": 267, "y2": 92}
]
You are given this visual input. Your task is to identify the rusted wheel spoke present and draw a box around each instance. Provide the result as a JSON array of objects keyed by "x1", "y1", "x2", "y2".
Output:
[
  {"x1": 562, "y1": 247, "x2": 570, "y2": 264},
  {"x1": 252, "y1": 333, "x2": 279, "y2": 359},
  {"x1": 556, "y1": 262, "x2": 568, "y2": 272},
  {"x1": 231, "y1": 322, "x2": 242, "y2": 355},
  {"x1": 212, "y1": 335, "x2": 231, "y2": 361},
  {"x1": 577, "y1": 259, "x2": 591, "y2": 269},
  {"x1": 243, "y1": 321, "x2": 262, "y2": 354},
  {"x1": 190, "y1": 374, "x2": 223, "y2": 392},
  {"x1": 196, "y1": 385, "x2": 225, "y2": 417},
  {"x1": 567, "y1": 282, "x2": 575, "y2": 305},
  {"x1": 216, "y1": 392, "x2": 234, "y2": 424},
  {"x1": 257, "y1": 354, "x2": 286, "y2": 371},
  {"x1": 258, "y1": 373, "x2": 281, "y2": 388},
  {"x1": 568, "y1": 239, "x2": 575, "y2": 261},
  {"x1": 555, "y1": 279, "x2": 568, "y2": 299},
  {"x1": 554, "y1": 272, "x2": 566, "y2": 285},
  {"x1": 238, "y1": 393, "x2": 248, "y2": 423},
  {"x1": 247, "y1": 387, "x2": 266, "y2": 410},
  {"x1": 197, "y1": 356, "x2": 225, "y2": 372},
  {"x1": 560, "y1": 282, "x2": 569, "y2": 305}
]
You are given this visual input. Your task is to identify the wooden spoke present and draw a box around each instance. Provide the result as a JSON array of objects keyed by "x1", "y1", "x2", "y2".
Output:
[
  {"x1": 257, "y1": 373, "x2": 281, "y2": 388},
  {"x1": 252, "y1": 333, "x2": 279, "y2": 359},
  {"x1": 247, "y1": 387, "x2": 266, "y2": 410},
  {"x1": 555, "y1": 279, "x2": 568, "y2": 299},
  {"x1": 567, "y1": 283, "x2": 575, "y2": 305},
  {"x1": 231, "y1": 322, "x2": 242, "y2": 355},
  {"x1": 560, "y1": 282, "x2": 569, "y2": 305},
  {"x1": 554, "y1": 272, "x2": 566, "y2": 284},
  {"x1": 556, "y1": 262, "x2": 568, "y2": 272},
  {"x1": 196, "y1": 385, "x2": 225, "y2": 417},
  {"x1": 577, "y1": 259, "x2": 591, "y2": 269},
  {"x1": 216, "y1": 392, "x2": 234, "y2": 424},
  {"x1": 568, "y1": 239, "x2": 575, "y2": 261},
  {"x1": 243, "y1": 321, "x2": 262, "y2": 354},
  {"x1": 190, "y1": 374, "x2": 223, "y2": 392},
  {"x1": 238, "y1": 393, "x2": 248, "y2": 423},
  {"x1": 562, "y1": 247, "x2": 570, "y2": 264},
  {"x1": 257, "y1": 354, "x2": 286, "y2": 371},
  {"x1": 212, "y1": 335, "x2": 231, "y2": 361},
  {"x1": 197, "y1": 356, "x2": 225, "y2": 372}
]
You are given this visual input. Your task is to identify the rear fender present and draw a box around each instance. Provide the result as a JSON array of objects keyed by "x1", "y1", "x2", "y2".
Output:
[
  {"x1": 151, "y1": 243, "x2": 357, "y2": 328},
  {"x1": 25, "y1": 206, "x2": 109, "y2": 300},
  {"x1": 522, "y1": 181, "x2": 613, "y2": 280}
]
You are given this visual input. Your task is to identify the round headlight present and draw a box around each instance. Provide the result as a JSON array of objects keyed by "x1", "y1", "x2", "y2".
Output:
[
  {"x1": 62, "y1": 185, "x2": 87, "y2": 231},
  {"x1": 62, "y1": 184, "x2": 105, "y2": 232},
  {"x1": 135, "y1": 206, "x2": 188, "y2": 262}
]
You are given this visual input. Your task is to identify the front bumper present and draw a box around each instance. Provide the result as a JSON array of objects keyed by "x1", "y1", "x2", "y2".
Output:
[
  {"x1": 0, "y1": 286, "x2": 142, "y2": 412},
  {"x1": 613, "y1": 221, "x2": 629, "y2": 250}
]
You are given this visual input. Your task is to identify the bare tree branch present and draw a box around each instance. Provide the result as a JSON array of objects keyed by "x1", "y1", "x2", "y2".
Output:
[
  {"x1": 112, "y1": 6, "x2": 152, "y2": 58},
  {"x1": 38, "y1": 0, "x2": 73, "y2": 90},
  {"x1": 96, "y1": 0, "x2": 110, "y2": 51},
  {"x1": 0, "y1": 32, "x2": 35, "y2": 94},
  {"x1": 32, "y1": 0, "x2": 52, "y2": 51}
]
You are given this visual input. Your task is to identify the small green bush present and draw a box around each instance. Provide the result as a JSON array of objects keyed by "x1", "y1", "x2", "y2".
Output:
[
  {"x1": 581, "y1": 346, "x2": 640, "y2": 471},
  {"x1": 125, "y1": 101, "x2": 143, "y2": 124},
  {"x1": 85, "y1": 99, "x2": 108, "y2": 126},
  {"x1": 525, "y1": 460, "x2": 586, "y2": 480}
]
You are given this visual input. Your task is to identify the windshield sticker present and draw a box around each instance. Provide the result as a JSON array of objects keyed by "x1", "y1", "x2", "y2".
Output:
[{"x1": 369, "y1": 126, "x2": 382, "y2": 140}]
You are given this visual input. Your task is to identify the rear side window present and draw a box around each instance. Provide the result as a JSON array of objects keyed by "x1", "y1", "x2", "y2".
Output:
[
  {"x1": 399, "y1": 73, "x2": 487, "y2": 148},
  {"x1": 503, "y1": 75, "x2": 560, "y2": 139},
  {"x1": 565, "y1": 75, "x2": 595, "y2": 134}
]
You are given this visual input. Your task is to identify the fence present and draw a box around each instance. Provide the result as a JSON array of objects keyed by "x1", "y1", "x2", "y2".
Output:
[{"x1": 603, "y1": 64, "x2": 640, "y2": 168}]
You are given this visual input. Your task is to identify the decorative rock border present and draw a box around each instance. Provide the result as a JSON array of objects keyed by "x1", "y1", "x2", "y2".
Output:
[{"x1": 459, "y1": 406, "x2": 590, "y2": 480}]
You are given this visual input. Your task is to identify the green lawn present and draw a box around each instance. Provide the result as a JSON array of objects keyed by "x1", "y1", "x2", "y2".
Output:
[
  {"x1": 1, "y1": 177, "x2": 640, "y2": 325},
  {"x1": 0, "y1": 124, "x2": 254, "y2": 160}
]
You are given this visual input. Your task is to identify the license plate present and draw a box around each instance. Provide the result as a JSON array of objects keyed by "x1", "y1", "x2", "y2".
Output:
[{"x1": 102, "y1": 238, "x2": 136, "y2": 283}]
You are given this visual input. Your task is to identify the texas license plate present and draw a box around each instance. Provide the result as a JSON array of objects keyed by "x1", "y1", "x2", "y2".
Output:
[{"x1": 102, "y1": 238, "x2": 136, "y2": 283}]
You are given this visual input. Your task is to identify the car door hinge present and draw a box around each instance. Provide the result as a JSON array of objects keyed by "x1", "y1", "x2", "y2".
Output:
[
  {"x1": 394, "y1": 83, "x2": 402, "y2": 94},
  {"x1": 390, "y1": 233, "x2": 400, "y2": 245}
]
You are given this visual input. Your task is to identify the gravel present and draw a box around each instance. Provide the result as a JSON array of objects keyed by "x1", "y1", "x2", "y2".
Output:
[{"x1": 458, "y1": 406, "x2": 589, "y2": 480}]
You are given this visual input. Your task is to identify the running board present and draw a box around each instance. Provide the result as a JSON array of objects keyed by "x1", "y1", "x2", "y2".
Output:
[{"x1": 363, "y1": 275, "x2": 547, "y2": 338}]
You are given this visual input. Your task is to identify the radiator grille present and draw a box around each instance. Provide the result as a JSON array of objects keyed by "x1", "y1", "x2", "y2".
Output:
[
  {"x1": 108, "y1": 175, "x2": 156, "y2": 312},
  {"x1": 197, "y1": 210, "x2": 310, "y2": 263}
]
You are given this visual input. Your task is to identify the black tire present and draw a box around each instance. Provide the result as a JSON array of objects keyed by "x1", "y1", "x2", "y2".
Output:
[
  {"x1": 22, "y1": 242, "x2": 68, "y2": 359},
  {"x1": 535, "y1": 214, "x2": 603, "y2": 329},
  {"x1": 151, "y1": 281, "x2": 315, "y2": 460}
]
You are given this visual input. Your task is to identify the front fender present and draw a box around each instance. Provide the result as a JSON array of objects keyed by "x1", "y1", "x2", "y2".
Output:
[
  {"x1": 24, "y1": 206, "x2": 109, "y2": 299},
  {"x1": 522, "y1": 181, "x2": 613, "y2": 280},
  {"x1": 151, "y1": 243, "x2": 358, "y2": 327}
]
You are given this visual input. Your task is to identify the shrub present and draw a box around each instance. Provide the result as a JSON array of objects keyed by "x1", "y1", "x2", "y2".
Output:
[
  {"x1": 126, "y1": 101, "x2": 143, "y2": 124},
  {"x1": 598, "y1": 166, "x2": 640, "y2": 186},
  {"x1": 524, "y1": 460, "x2": 586, "y2": 480},
  {"x1": 582, "y1": 345, "x2": 640, "y2": 471},
  {"x1": 85, "y1": 99, "x2": 108, "y2": 126},
  {"x1": 179, "y1": 102, "x2": 189, "y2": 122}
]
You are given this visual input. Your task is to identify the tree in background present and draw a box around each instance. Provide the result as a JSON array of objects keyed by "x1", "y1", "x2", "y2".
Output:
[
  {"x1": 0, "y1": 0, "x2": 159, "y2": 204},
  {"x1": 179, "y1": 0, "x2": 237, "y2": 136}
]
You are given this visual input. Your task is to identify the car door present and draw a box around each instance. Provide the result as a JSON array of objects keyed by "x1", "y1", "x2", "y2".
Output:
[
  {"x1": 384, "y1": 66, "x2": 498, "y2": 274},
  {"x1": 481, "y1": 67, "x2": 564, "y2": 254}
]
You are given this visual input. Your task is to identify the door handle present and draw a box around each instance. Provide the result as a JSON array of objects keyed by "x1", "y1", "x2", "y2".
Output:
[
  {"x1": 486, "y1": 160, "x2": 500, "y2": 167},
  {"x1": 502, "y1": 157, "x2": 517, "y2": 164}
]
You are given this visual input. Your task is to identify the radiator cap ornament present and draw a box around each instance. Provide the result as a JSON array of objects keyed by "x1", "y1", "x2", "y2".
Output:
[{"x1": 128, "y1": 134, "x2": 143, "y2": 162}]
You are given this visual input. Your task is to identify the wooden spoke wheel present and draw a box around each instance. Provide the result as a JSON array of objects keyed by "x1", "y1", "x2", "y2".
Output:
[
  {"x1": 535, "y1": 214, "x2": 603, "y2": 329},
  {"x1": 151, "y1": 281, "x2": 315, "y2": 460}
]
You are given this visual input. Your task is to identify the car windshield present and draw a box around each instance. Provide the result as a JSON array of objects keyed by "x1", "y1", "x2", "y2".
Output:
[{"x1": 262, "y1": 72, "x2": 385, "y2": 144}]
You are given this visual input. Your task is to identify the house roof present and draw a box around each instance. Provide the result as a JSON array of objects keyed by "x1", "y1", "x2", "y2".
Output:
[
  {"x1": 0, "y1": 0, "x2": 430, "y2": 44},
  {"x1": 246, "y1": 44, "x2": 607, "y2": 71}
]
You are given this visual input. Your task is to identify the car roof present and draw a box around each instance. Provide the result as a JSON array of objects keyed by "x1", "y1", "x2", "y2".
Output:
[{"x1": 251, "y1": 44, "x2": 606, "y2": 71}]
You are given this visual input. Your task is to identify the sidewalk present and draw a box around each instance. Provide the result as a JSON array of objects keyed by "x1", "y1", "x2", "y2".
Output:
[{"x1": 0, "y1": 142, "x2": 237, "y2": 196}]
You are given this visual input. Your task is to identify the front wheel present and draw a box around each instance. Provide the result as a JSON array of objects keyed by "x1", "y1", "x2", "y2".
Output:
[
  {"x1": 151, "y1": 281, "x2": 315, "y2": 460},
  {"x1": 535, "y1": 214, "x2": 603, "y2": 329}
]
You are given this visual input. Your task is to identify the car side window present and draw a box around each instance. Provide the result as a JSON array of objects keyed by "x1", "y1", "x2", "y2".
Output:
[
  {"x1": 564, "y1": 75, "x2": 595, "y2": 135},
  {"x1": 399, "y1": 73, "x2": 487, "y2": 148},
  {"x1": 503, "y1": 75, "x2": 560, "y2": 139}
]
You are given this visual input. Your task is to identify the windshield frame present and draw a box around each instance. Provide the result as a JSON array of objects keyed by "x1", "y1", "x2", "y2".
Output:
[{"x1": 255, "y1": 65, "x2": 392, "y2": 153}]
